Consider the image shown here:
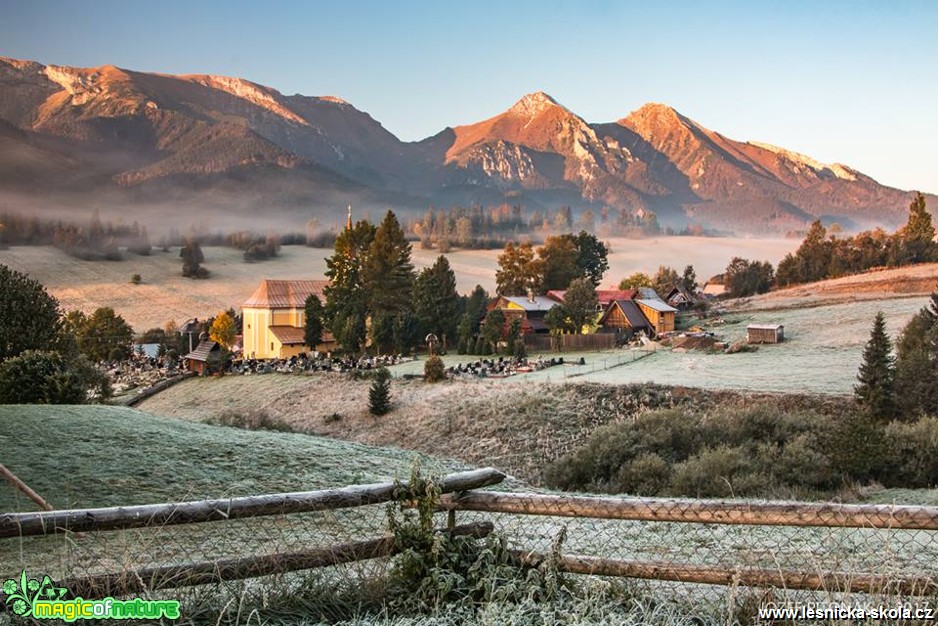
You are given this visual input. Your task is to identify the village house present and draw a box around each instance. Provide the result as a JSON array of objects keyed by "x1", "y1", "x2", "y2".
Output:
[
  {"x1": 546, "y1": 289, "x2": 637, "y2": 312},
  {"x1": 597, "y1": 299, "x2": 653, "y2": 337},
  {"x1": 487, "y1": 293, "x2": 559, "y2": 335},
  {"x1": 665, "y1": 284, "x2": 699, "y2": 311},
  {"x1": 702, "y1": 275, "x2": 727, "y2": 297},
  {"x1": 242, "y1": 279, "x2": 333, "y2": 359}
]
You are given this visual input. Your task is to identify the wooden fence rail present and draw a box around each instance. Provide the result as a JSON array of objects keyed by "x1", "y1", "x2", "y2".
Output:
[
  {"x1": 442, "y1": 490, "x2": 938, "y2": 530},
  {"x1": 0, "y1": 468, "x2": 505, "y2": 538},
  {"x1": 60, "y1": 522, "x2": 494, "y2": 598}
]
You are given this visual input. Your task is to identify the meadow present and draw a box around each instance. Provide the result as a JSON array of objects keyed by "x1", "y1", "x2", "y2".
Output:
[{"x1": 0, "y1": 236, "x2": 800, "y2": 331}]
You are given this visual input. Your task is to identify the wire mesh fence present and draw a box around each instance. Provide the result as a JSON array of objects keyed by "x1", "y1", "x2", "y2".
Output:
[{"x1": 4, "y1": 471, "x2": 938, "y2": 623}]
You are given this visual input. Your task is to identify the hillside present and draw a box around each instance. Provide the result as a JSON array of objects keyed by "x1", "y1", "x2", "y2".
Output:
[
  {"x1": 1, "y1": 56, "x2": 932, "y2": 233},
  {"x1": 723, "y1": 262, "x2": 938, "y2": 312},
  {"x1": 0, "y1": 404, "x2": 474, "y2": 513}
]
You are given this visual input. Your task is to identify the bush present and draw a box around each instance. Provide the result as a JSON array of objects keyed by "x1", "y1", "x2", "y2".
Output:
[
  {"x1": 883, "y1": 417, "x2": 938, "y2": 487},
  {"x1": 130, "y1": 273, "x2": 142, "y2": 285},
  {"x1": 613, "y1": 452, "x2": 671, "y2": 495},
  {"x1": 424, "y1": 355, "x2": 446, "y2": 382},
  {"x1": 0, "y1": 350, "x2": 108, "y2": 404},
  {"x1": 369, "y1": 367, "x2": 392, "y2": 415},
  {"x1": 670, "y1": 445, "x2": 770, "y2": 498},
  {"x1": 204, "y1": 409, "x2": 296, "y2": 433}
]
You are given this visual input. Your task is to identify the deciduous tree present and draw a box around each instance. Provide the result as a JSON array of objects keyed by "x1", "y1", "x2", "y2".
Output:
[
  {"x1": 0, "y1": 264, "x2": 62, "y2": 361},
  {"x1": 78, "y1": 307, "x2": 134, "y2": 362},
  {"x1": 209, "y1": 311, "x2": 237, "y2": 349},
  {"x1": 563, "y1": 278, "x2": 599, "y2": 334},
  {"x1": 496, "y1": 242, "x2": 541, "y2": 296}
]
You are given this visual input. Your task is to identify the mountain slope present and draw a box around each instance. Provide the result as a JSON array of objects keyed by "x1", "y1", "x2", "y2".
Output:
[{"x1": 0, "y1": 56, "x2": 930, "y2": 233}]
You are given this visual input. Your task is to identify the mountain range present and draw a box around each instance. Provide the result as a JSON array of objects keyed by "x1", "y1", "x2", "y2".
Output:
[{"x1": 0, "y1": 56, "x2": 930, "y2": 234}]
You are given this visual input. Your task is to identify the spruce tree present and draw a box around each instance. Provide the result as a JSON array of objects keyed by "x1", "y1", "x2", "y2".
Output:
[
  {"x1": 413, "y1": 256, "x2": 460, "y2": 350},
  {"x1": 895, "y1": 288, "x2": 938, "y2": 417},
  {"x1": 369, "y1": 366, "x2": 392, "y2": 415},
  {"x1": 855, "y1": 311, "x2": 897, "y2": 420},
  {"x1": 364, "y1": 210, "x2": 414, "y2": 316},
  {"x1": 324, "y1": 220, "x2": 376, "y2": 354}
]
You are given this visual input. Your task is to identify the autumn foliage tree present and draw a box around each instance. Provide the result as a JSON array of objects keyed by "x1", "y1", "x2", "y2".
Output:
[{"x1": 209, "y1": 311, "x2": 237, "y2": 349}]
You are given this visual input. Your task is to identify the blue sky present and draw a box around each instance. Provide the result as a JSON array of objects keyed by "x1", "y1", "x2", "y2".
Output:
[{"x1": 2, "y1": 0, "x2": 936, "y2": 193}]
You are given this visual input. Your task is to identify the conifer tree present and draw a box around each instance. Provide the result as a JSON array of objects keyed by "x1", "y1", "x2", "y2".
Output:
[
  {"x1": 369, "y1": 366, "x2": 392, "y2": 416},
  {"x1": 895, "y1": 288, "x2": 938, "y2": 417},
  {"x1": 324, "y1": 220, "x2": 376, "y2": 353},
  {"x1": 855, "y1": 311, "x2": 896, "y2": 420}
]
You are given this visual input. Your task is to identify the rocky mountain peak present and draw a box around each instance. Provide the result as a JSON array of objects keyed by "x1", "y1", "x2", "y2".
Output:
[{"x1": 508, "y1": 91, "x2": 562, "y2": 117}]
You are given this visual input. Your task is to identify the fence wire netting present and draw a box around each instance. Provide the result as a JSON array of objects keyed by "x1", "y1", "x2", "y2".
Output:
[{"x1": 4, "y1": 483, "x2": 938, "y2": 623}]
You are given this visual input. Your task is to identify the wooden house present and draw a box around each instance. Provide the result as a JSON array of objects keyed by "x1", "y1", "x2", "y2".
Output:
[
  {"x1": 702, "y1": 275, "x2": 727, "y2": 297},
  {"x1": 547, "y1": 289, "x2": 637, "y2": 311},
  {"x1": 747, "y1": 324, "x2": 784, "y2": 344},
  {"x1": 487, "y1": 294, "x2": 559, "y2": 335},
  {"x1": 242, "y1": 279, "x2": 334, "y2": 359},
  {"x1": 185, "y1": 340, "x2": 221, "y2": 374},
  {"x1": 665, "y1": 284, "x2": 699, "y2": 311},
  {"x1": 597, "y1": 300, "x2": 653, "y2": 336},
  {"x1": 635, "y1": 299, "x2": 678, "y2": 335}
]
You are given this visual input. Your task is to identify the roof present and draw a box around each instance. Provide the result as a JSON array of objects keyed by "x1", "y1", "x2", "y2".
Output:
[
  {"x1": 185, "y1": 340, "x2": 220, "y2": 362},
  {"x1": 747, "y1": 324, "x2": 784, "y2": 331},
  {"x1": 666, "y1": 284, "x2": 697, "y2": 301},
  {"x1": 636, "y1": 287, "x2": 664, "y2": 302},
  {"x1": 636, "y1": 298, "x2": 679, "y2": 313},
  {"x1": 600, "y1": 300, "x2": 651, "y2": 328},
  {"x1": 268, "y1": 326, "x2": 307, "y2": 345},
  {"x1": 243, "y1": 279, "x2": 329, "y2": 309},
  {"x1": 498, "y1": 295, "x2": 559, "y2": 312},
  {"x1": 547, "y1": 289, "x2": 636, "y2": 305}
]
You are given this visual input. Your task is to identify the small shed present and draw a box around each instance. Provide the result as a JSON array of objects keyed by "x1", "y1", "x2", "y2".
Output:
[
  {"x1": 747, "y1": 324, "x2": 784, "y2": 344},
  {"x1": 184, "y1": 340, "x2": 221, "y2": 374}
]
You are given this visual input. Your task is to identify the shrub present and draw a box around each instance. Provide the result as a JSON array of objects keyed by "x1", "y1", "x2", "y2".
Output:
[
  {"x1": 670, "y1": 445, "x2": 770, "y2": 498},
  {"x1": 130, "y1": 273, "x2": 142, "y2": 285},
  {"x1": 883, "y1": 417, "x2": 938, "y2": 487},
  {"x1": 204, "y1": 409, "x2": 295, "y2": 433},
  {"x1": 369, "y1": 367, "x2": 392, "y2": 415},
  {"x1": 424, "y1": 355, "x2": 446, "y2": 382},
  {"x1": 0, "y1": 350, "x2": 107, "y2": 404},
  {"x1": 613, "y1": 452, "x2": 671, "y2": 495}
]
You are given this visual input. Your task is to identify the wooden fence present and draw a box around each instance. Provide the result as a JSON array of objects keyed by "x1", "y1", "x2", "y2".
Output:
[
  {"x1": 4, "y1": 469, "x2": 938, "y2": 600},
  {"x1": 523, "y1": 333, "x2": 617, "y2": 352}
]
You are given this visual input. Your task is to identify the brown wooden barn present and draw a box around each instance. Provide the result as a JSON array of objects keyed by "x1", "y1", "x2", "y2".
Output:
[
  {"x1": 636, "y1": 299, "x2": 678, "y2": 335},
  {"x1": 598, "y1": 300, "x2": 653, "y2": 336},
  {"x1": 185, "y1": 340, "x2": 221, "y2": 374}
]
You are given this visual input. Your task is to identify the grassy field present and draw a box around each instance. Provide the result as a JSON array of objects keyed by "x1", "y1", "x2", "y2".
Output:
[
  {"x1": 4, "y1": 404, "x2": 938, "y2": 626},
  {"x1": 0, "y1": 404, "x2": 489, "y2": 587},
  {"x1": 0, "y1": 237, "x2": 801, "y2": 331}
]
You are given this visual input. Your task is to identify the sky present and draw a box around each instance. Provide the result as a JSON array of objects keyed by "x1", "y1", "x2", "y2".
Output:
[{"x1": 2, "y1": 0, "x2": 936, "y2": 193}]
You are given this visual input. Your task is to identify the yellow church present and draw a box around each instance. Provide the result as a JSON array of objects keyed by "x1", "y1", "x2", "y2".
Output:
[{"x1": 241, "y1": 279, "x2": 332, "y2": 359}]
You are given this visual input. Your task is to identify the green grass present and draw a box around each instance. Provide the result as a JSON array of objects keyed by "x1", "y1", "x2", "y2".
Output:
[{"x1": 0, "y1": 404, "x2": 471, "y2": 512}]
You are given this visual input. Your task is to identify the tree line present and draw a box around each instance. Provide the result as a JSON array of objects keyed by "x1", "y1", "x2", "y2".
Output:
[{"x1": 777, "y1": 193, "x2": 937, "y2": 287}]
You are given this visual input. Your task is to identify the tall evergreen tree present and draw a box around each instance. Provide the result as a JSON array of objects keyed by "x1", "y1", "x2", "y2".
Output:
[
  {"x1": 364, "y1": 210, "x2": 414, "y2": 316},
  {"x1": 324, "y1": 220, "x2": 376, "y2": 353},
  {"x1": 895, "y1": 288, "x2": 938, "y2": 417},
  {"x1": 855, "y1": 311, "x2": 897, "y2": 420},
  {"x1": 413, "y1": 256, "x2": 460, "y2": 349},
  {"x1": 369, "y1": 366, "x2": 392, "y2": 416},
  {"x1": 303, "y1": 295, "x2": 324, "y2": 350},
  {"x1": 899, "y1": 193, "x2": 937, "y2": 264}
]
